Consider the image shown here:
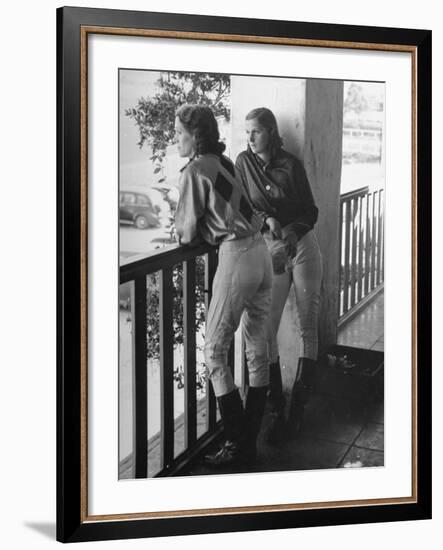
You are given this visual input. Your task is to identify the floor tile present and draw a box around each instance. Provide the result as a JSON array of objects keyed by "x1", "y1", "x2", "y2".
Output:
[
  {"x1": 180, "y1": 431, "x2": 350, "y2": 477},
  {"x1": 255, "y1": 436, "x2": 349, "y2": 473},
  {"x1": 370, "y1": 401, "x2": 384, "y2": 424},
  {"x1": 298, "y1": 394, "x2": 365, "y2": 445},
  {"x1": 338, "y1": 293, "x2": 384, "y2": 350},
  {"x1": 354, "y1": 422, "x2": 384, "y2": 451},
  {"x1": 313, "y1": 368, "x2": 383, "y2": 418},
  {"x1": 340, "y1": 446, "x2": 384, "y2": 468}
]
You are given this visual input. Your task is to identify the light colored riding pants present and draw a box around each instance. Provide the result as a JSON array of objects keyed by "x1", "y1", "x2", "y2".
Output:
[
  {"x1": 266, "y1": 230, "x2": 323, "y2": 363},
  {"x1": 204, "y1": 233, "x2": 273, "y2": 397}
]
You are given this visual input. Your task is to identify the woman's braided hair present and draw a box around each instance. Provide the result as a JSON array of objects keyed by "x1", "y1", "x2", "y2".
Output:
[{"x1": 176, "y1": 104, "x2": 226, "y2": 156}]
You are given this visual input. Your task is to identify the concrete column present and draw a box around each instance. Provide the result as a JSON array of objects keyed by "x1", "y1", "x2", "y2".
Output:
[
  {"x1": 303, "y1": 79, "x2": 344, "y2": 353},
  {"x1": 230, "y1": 76, "x2": 343, "y2": 394}
]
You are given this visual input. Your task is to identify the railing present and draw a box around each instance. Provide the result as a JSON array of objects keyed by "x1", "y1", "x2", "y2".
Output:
[
  {"x1": 119, "y1": 243, "x2": 238, "y2": 478},
  {"x1": 339, "y1": 186, "x2": 384, "y2": 320}
]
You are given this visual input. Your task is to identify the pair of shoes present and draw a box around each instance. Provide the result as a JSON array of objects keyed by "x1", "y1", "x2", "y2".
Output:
[
  {"x1": 287, "y1": 358, "x2": 317, "y2": 439},
  {"x1": 204, "y1": 386, "x2": 268, "y2": 468},
  {"x1": 265, "y1": 358, "x2": 286, "y2": 445},
  {"x1": 204, "y1": 439, "x2": 245, "y2": 467}
]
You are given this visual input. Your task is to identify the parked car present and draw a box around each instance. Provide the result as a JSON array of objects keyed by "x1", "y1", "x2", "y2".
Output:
[{"x1": 119, "y1": 190, "x2": 160, "y2": 229}]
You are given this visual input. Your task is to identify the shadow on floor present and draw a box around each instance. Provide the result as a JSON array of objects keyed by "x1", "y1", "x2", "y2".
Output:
[{"x1": 178, "y1": 350, "x2": 384, "y2": 478}]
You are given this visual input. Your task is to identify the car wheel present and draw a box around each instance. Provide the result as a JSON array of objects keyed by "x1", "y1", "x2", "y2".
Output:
[{"x1": 134, "y1": 215, "x2": 148, "y2": 229}]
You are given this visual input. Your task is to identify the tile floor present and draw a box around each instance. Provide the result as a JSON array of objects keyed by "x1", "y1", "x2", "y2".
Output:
[
  {"x1": 178, "y1": 292, "x2": 385, "y2": 477},
  {"x1": 338, "y1": 292, "x2": 384, "y2": 351}
]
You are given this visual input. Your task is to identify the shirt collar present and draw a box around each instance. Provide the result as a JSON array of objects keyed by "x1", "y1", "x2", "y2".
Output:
[
  {"x1": 247, "y1": 145, "x2": 272, "y2": 170},
  {"x1": 254, "y1": 152, "x2": 271, "y2": 171},
  {"x1": 179, "y1": 155, "x2": 196, "y2": 172},
  {"x1": 180, "y1": 153, "x2": 221, "y2": 172}
]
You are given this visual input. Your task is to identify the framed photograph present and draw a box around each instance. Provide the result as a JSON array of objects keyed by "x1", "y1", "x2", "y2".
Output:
[{"x1": 57, "y1": 6, "x2": 431, "y2": 543}]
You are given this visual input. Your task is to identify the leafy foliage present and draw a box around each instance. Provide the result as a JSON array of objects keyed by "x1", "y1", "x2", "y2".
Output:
[
  {"x1": 173, "y1": 364, "x2": 206, "y2": 392},
  {"x1": 150, "y1": 186, "x2": 178, "y2": 241},
  {"x1": 124, "y1": 72, "x2": 230, "y2": 390},
  {"x1": 144, "y1": 256, "x2": 208, "y2": 389},
  {"x1": 145, "y1": 257, "x2": 207, "y2": 360},
  {"x1": 344, "y1": 83, "x2": 369, "y2": 115},
  {"x1": 125, "y1": 71, "x2": 231, "y2": 169}
]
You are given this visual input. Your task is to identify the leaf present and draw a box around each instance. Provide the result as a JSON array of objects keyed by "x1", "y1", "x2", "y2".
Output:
[{"x1": 126, "y1": 71, "x2": 231, "y2": 173}]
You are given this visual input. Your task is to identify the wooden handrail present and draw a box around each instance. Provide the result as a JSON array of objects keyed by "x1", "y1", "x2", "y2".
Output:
[
  {"x1": 340, "y1": 185, "x2": 369, "y2": 202},
  {"x1": 120, "y1": 242, "x2": 220, "y2": 478},
  {"x1": 120, "y1": 241, "x2": 216, "y2": 283}
]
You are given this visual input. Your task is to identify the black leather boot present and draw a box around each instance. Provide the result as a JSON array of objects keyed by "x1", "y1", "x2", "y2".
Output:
[
  {"x1": 287, "y1": 358, "x2": 316, "y2": 439},
  {"x1": 203, "y1": 388, "x2": 246, "y2": 467},
  {"x1": 266, "y1": 359, "x2": 286, "y2": 445},
  {"x1": 244, "y1": 385, "x2": 268, "y2": 463}
]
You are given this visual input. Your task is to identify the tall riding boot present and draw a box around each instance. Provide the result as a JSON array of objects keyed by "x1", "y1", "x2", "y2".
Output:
[
  {"x1": 244, "y1": 385, "x2": 268, "y2": 463},
  {"x1": 203, "y1": 388, "x2": 246, "y2": 467},
  {"x1": 287, "y1": 357, "x2": 317, "y2": 439},
  {"x1": 266, "y1": 358, "x2": 286, "y2": 445}
]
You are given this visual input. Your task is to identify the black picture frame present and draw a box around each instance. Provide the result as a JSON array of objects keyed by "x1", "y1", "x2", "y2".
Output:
[{"x1": 57, "y1": 6, "x2": 432, "y2": 543}]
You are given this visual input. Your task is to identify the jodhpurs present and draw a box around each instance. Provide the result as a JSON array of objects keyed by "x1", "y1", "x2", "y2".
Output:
[
  {"x1": 204, "y1": 232, "x2": 273, "y2": 397},
  {"x1": 266, "y1": 230, "x2": 323, "y2": 363}
]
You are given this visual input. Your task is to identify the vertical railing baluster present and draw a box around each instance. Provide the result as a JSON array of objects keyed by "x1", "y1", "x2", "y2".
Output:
[
  {"x1": 205, "y1": 250, "x2": 218, "y2": 430},
  {"x1": 343, "y1": 199, "x2": 351, "y2": 314},
  {"x1": 183, "y1": 259, "x2": 197, "y2": 449},
  {"x1": 160, "y1": 268, "x2": 174, "y2": 470},
  {"x1": 377, "y1": 190, "x2": 383, "y2": 285},
  {"x1": 131, "y1": 276, "x2": 148, "y2": 479},
  {"x1": 371, "y1": 192, "x2": 377, "y2": 291},
  {"x1": 350, "y1": 197, "x2": 358, "y2": 308},
  {"x1": 357, "y1": 195, "x2": 364, "y2": 302},
  {"x1": 338, "y1": 200, "x2": 344, "y2": 316},
  {"x1": 337, "y1": 186, "x2": 384, "y2": 323},
  {"x1": 364, "y1": 193, "x2": 371, "y2": 297}
]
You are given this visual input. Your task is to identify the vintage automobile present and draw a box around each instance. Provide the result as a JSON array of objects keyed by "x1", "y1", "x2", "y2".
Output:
[{"x1": 119, "y1": 190, "x2": 160, "y2": 229}]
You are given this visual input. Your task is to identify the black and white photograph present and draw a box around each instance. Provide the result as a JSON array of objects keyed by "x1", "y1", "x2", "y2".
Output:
[
  {"x1": 118, "y1": 69, "x2": 385, "y2": 479},
  {"x1": 0, "y1": 0, "x2": 436, "y2": 546},
  {"x1": 52, "y1": 5, "x2": 431, "y2": 543}
]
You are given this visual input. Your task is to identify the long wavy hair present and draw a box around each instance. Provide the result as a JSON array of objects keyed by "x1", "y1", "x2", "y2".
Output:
[
  {"x1": 176, "y1": 104, "x2": 226, "y2": 156},
  {"x1": 245, "y1": 107, "x2": 283, "y2": 159}
]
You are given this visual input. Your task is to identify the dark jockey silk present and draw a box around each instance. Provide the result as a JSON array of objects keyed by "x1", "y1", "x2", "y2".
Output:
[{"x1": 235, "y1": 148, "x2": 318, "y2": 238}]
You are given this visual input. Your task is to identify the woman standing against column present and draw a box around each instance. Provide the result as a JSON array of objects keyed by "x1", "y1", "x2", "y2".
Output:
[
  {"x1": 174, "y1": 104, "x2": 273, "y2": 467},
  {"x1": 235, "y1": 107, "x2": 323, "y2": 443}
]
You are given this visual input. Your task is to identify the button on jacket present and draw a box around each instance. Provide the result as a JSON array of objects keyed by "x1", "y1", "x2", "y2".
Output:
[
  {"x1": 175, "y1": 153, "x2": 262, "y2": 246},
  {"x1": 235, "y1": 148, "x2": 318, "y2": 238}
]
